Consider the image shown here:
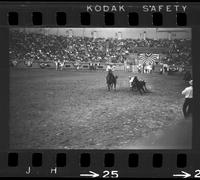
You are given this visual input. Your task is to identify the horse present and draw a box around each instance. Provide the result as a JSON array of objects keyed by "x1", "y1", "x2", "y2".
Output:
[
  {"x1": 106, "y1": 69, "x2": 118, "y2": 91},
  {"x1": 131, "y1": 76, "x2": 147, "y2": 95}
]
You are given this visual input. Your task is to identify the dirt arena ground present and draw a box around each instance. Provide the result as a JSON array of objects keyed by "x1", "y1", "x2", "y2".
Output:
[{"x1": 9, "y1": 69, "x2": 192, "y2": 149}]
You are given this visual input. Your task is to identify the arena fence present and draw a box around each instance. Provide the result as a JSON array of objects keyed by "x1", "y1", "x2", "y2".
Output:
[
  {"x1": 11, "y1": 61, "x2": 108, "y2": 70},
  {"x1": 10, "y1": 60, "x2": 189, "y2": 76}
]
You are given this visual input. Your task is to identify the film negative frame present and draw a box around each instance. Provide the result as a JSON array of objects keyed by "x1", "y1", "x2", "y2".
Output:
[{"x1": 0, "y1": 1, "x2": 200, "y2": 178}]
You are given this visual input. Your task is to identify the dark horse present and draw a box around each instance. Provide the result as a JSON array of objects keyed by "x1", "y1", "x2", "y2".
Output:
[
  {"x1": 131, "y1": 76, "x2": 147, "y2": 95},
  {"x1": 106, "y1": 69, "x2": 118, "y2": 91}
]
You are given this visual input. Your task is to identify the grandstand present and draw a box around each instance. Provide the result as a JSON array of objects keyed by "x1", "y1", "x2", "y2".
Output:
[{"x1": 9, "y1": 28, "x2": 191, "y2": 72}]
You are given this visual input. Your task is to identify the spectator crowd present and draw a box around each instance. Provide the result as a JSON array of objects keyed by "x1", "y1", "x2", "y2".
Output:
[{"x1": 9, "y1": 30, "x2": 192, "y2": 67}]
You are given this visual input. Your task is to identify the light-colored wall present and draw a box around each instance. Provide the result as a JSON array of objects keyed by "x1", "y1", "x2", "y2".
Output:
[{"x1": 12, "y1": 28, "x2": 191, "y2": 40}]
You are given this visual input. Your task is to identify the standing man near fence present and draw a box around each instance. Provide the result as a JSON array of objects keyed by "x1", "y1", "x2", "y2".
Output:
[
  {"x1": 182, "y1": 80, "x2": 193, "y2": 118},
  {"x1": 129, "y1": 76, "x2": 134, "y2": 90}
]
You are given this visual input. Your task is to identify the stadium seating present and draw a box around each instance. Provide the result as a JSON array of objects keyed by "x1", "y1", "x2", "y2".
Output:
[{"x1": 9, "y1": 30, "x2": 191, "y2": 68}]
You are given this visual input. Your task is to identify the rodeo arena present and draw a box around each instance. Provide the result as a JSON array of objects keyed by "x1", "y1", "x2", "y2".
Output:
[{"x1": 9, "y1": 28, "x2": 192, "y2": 149}]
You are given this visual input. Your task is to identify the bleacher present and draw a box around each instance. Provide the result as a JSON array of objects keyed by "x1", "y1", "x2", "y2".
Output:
[{"x1": 9, "y1": 30, "x2": 192, "y2": 70}]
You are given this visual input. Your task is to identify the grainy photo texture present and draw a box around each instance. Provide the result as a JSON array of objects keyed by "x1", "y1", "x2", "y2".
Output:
[{"x1": 9, "y1": 28, "x2": 192, "y2": 149}]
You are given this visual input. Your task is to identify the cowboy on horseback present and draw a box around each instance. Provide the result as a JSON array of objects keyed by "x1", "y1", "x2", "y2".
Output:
[{"x1": 106, "y1": 68, "x2": 118, "y2": 91}]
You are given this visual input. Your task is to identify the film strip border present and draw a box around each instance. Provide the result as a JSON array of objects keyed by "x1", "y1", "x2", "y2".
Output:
[
  {"x1": 0, "y1": 2, "x2": 199, "y2": 27},
  {"x1": 7, "y1": 152, "x2": 188, "y2": 168},
  {"x1": 0, "y1": 151, "x2": 195, "y2": 177},
  {"x1": 1, "y1": 2, "x2": 200, "y2": 178},
  {"x1": 4, "y1": 11, "x2": 187, "y2": 26}
]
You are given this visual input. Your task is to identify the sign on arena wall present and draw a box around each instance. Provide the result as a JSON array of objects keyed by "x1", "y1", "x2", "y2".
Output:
[{"x1": 138, "y1": 53, "x2": 159, "y2": 65}]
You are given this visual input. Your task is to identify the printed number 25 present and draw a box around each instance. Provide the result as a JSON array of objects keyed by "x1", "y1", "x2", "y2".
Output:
[{"x1": 102, "y1": 170, "x2": 119, "y2": 178}]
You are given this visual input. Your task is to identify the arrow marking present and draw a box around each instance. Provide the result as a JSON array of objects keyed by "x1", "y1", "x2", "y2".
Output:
[
  {"x1": 173, "y1": 171, "x2": 191, "y2": 178},
  {"x1": 80, "y1": 171, "x2": 99, "y2": 178}
]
